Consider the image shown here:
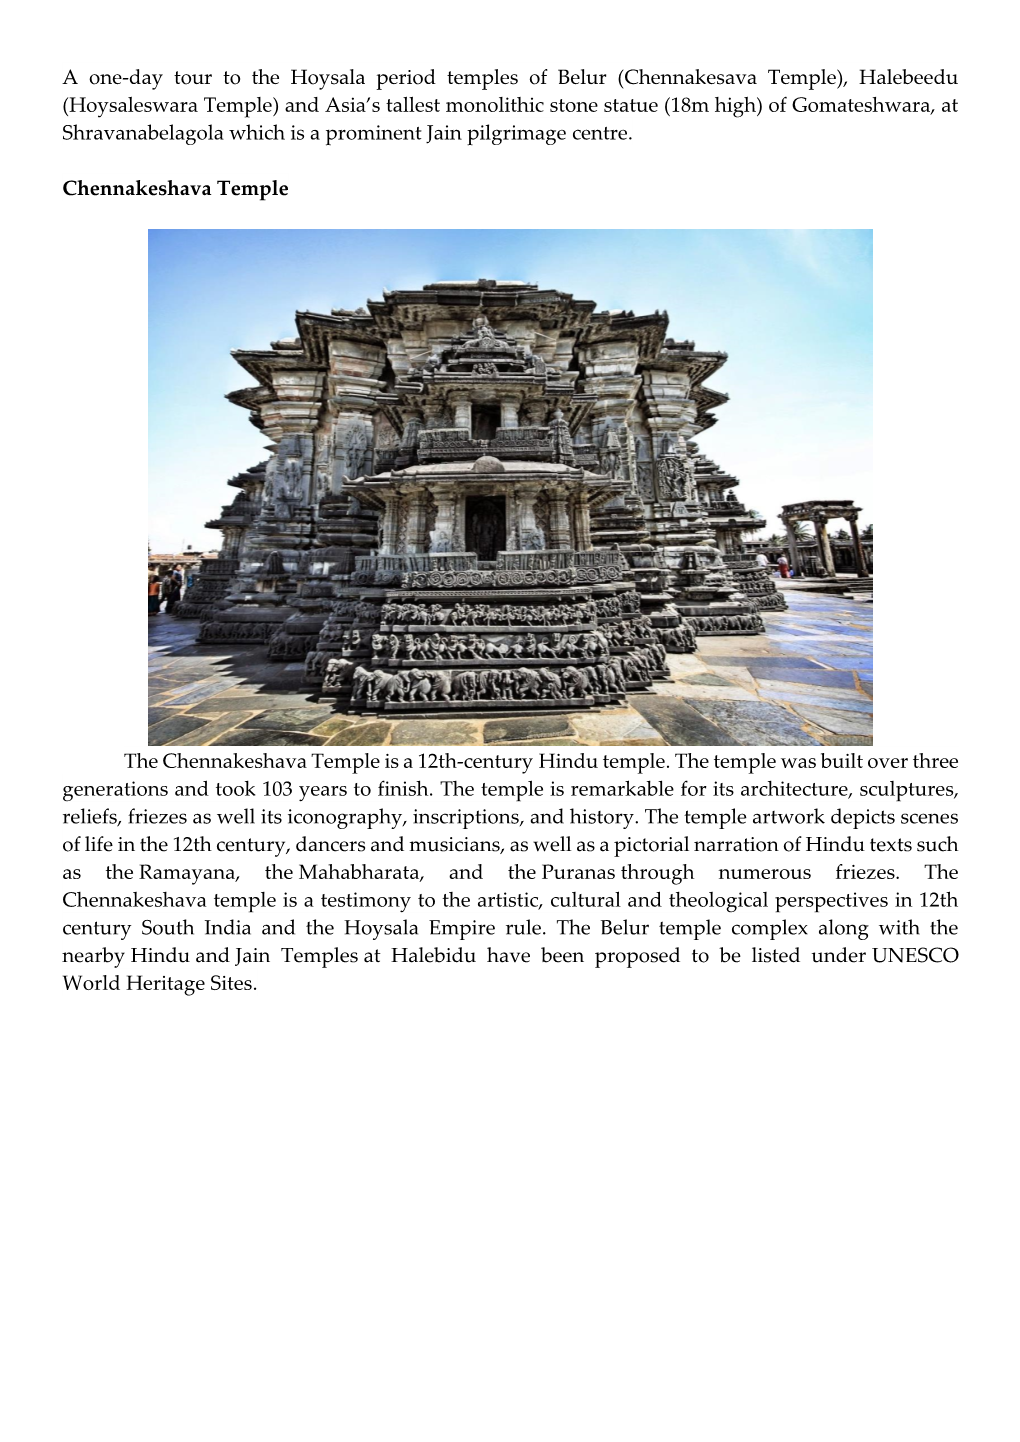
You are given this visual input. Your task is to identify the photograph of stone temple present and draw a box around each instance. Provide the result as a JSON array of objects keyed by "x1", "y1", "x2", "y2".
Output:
[{"x1": 152, "y1": 269, "x2": 872, "y2": 746}]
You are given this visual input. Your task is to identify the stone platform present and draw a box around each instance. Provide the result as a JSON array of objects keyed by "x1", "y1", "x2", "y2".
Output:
[
  {"x1": 148, "y1": 585, "x2": 872, "y2": 746},
  {"x1": 783, "y1": 575, "x2": 874, "y2": 600}
]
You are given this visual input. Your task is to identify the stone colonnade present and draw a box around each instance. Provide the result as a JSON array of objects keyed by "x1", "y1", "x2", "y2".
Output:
[{"x1": 780, "y1": 502, "x2": 870, "y2": 579}]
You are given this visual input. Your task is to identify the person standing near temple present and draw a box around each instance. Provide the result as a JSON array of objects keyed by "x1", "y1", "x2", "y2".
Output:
[
  {"x1": 163, "y1": 568, "x2": 182, "y2": 613},
  {"x1": 148, "y1": 573, "x2": 161, "y2": 614},
  {"x1": 755, "y1": 552, "x2": 769, "y2": 570},
  {"x1": 778, "y1": 555, "x2": 790, "y2": 579}
]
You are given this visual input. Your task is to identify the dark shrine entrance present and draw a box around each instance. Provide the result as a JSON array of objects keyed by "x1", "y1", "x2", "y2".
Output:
[
  {"x1": 472, "y1": 403, "x2": 501, "y2": 441},
  {"x1": 465, "y1": 496, "x2": 506, "y2": 561}
]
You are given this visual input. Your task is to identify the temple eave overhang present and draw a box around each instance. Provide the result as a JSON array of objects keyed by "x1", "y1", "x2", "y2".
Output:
[
  {"x1": 225, "y1": 385, "x2": 270, "y2": 412},
  {"x1": 585, "y1": 311, "x2": 669, "y2": 359},
  {"x1": 644, "y1": 347, "x2": 728, "y2": 383},
  {"x1": 692, "y1": 385, "x2": 729, "y2": 413},
  {"x1": 229, "y1": 350, "x2": 286, "y2": 386},
  {"x1": 295, "y1": 310, "x2": 382, "y2": 363}
]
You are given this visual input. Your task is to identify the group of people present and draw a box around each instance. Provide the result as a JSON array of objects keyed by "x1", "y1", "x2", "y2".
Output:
[
  {"x1": 148, "y1": 566, "x2": 187, "y2": 614},
  {"x1": 756, "y1": 553, "x2": 793, "y2": 579}
]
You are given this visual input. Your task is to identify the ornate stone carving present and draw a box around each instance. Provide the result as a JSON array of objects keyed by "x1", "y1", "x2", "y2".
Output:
[
  {"x1": 197, "y1": 275, "x2": 789, "y2": 710},
  {"x1": 321, "y1": 658, "x2": 355, "y2": 695},
  {"x1": 350, "y1": 660, "x2": 621, "y2": 711},
  {"x1": 655, "y1": 441, "x2": 687, "y2": 501},
  {"x1": 404, "y1": 567, "x2": 580, "y2": 589}
]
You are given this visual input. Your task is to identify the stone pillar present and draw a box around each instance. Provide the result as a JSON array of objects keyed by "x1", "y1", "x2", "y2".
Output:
[
  {"x1": 403, "y1": 486, "x2": 431, "y2": 553},
  {"x1": 813, "y1": 510, "x2": 836, "y2": 577},
  {"x1": 221, "y1": 526, "x2": 243, "y2": 566},
  {"x1": 783, "y1": 520, "x2": 802, "y2": 574},
  {"x1": 378, "y1": 493, "x2": 402, "y2": 554},
  {"x1": 572, "y1": 489, "x2": 592, "y2": 551},
  {"x1": 453, "y1": 397, "x2": 472, "y2": 431},
  {"x1": 547, "y1": 486, "x2": 572, "y2": 549},
  {"x1": 428, "y1": 483, "x2": 460, "y2": 553},
  {"x1": 500, "y1": 400, "x2": 519, "y2": 429},
  {"x1": 847, "y1": 511, "x2": 869, "y2": 577},
  {"x1": 513, "y1": 484, "x2": 543, "y2": 549}
]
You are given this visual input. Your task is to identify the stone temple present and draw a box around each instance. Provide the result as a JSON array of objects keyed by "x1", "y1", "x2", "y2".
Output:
[{"x1": 186, "y1": 280, "x2": 787, "y2": 716}]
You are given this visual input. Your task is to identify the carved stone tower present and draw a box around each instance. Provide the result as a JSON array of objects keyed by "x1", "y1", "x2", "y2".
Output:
[{"x1": 191, "y1": 279, "x2": 783, "y2": 712}]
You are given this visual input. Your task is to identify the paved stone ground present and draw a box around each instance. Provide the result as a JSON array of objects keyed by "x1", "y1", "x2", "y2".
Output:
[{"x1": 148, "y1": 587, "x2": 872, "y2": 747}]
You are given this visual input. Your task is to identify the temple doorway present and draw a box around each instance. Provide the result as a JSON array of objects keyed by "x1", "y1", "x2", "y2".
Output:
[
  {"x1": 472, "y1": 404, "x2": 500, "y2": 441},
  {"x1": 465, "y1": 496, "x2": 506, "y2": 560}
]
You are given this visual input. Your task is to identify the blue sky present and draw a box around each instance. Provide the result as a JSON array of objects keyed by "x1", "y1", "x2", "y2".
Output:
[{"x1": 149, "y1": 229, "x2": 872, "y2": 551}]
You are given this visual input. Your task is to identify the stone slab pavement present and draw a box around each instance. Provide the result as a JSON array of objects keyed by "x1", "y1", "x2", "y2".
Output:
[{"x1": 147, "y1": 586, "x2": 872, "y2": 747}]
